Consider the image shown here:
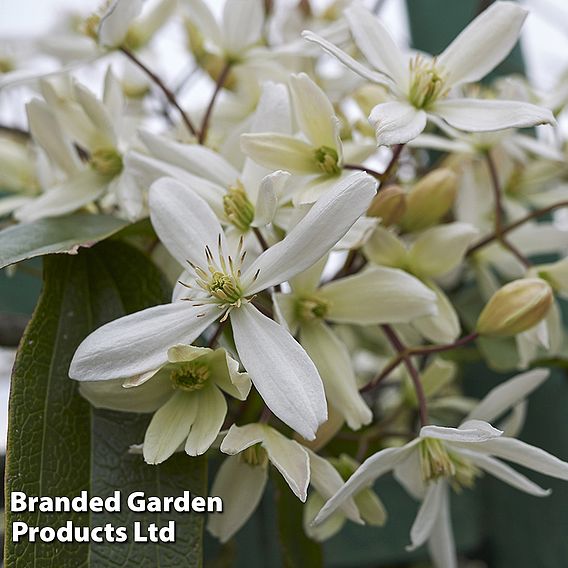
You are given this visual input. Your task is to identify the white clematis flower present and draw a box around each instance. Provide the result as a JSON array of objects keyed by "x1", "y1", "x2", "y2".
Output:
[
  {"x1": 303, "y1": 2, "x2": 555, "y2": 146},
  {"x1": 79, "y1": 344, "x2": 251, "y2": 464},
  {"x1": 207, "y1": 424, "x2": 310, "y2": 543},
  {"x1": 313, "y1": 369, "x2": 568, "y2": 568},
  {"x1": 70, "y1": 171, "x2": 378, "y2": 439}
]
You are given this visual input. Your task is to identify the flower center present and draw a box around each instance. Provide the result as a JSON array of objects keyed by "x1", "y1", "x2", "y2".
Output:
[
  {"x1": 207, "y1": 271, "x2": 243, "y2": 305},
  {"x1": 296, "y1": 295, "x2": 331, "y2": 322},
  {"x1": 0, "y1": 57, "x2": 14, "y2": 74},
  {"x1": 314, "y1": 146, "x2": 341, "y2": 175},
  {"x1": 170, "y1": 362, "x2": 210, "y2": 392},
  {"x1": 239, "y1": 444, "x2": 269, "y2": 468},
  {"x1": 223, "y1": 181, "x2": 255, "y2": 232},
  {"x1": 90, "y1": 147, "x2": 123, "y2": 178},
  {"x1": 419, "y1": 438, "x2": 480, "y2": 491},
  {"x1": 408, "y1": 56, "x2": 448, "y2": 109}
]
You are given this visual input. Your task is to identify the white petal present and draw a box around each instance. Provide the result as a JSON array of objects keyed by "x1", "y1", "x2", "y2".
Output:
[
  {"x1": 475, "y1": 437, "x2": 568, "y2": 480},
  {"x1": 438, "y1": 1, "x2": 527, "y2": 86},
  {"x1": 369, "y1": 102, "x2": 427, "y2": 146},
  {"x1": 263, "y1": 428, "x2": 310, "y2": 501},
  {"x1": 320, "y1": 266, "x2": 437, "y2": 325},
  {"x1": 426, "y1": 483, "x2": 457, "y2": 568},
  {"x1": 354, "y1": 489, "x2": 387, "y2": 526},
  {"x1": 421, "y1": 420, "x2": 503, "y2": 443},
  {"x1": 185, "y1": 385, "x2": 227, "y2": 456},
  {"x1": 407, "y1": 481, "x2": 445, "y2": 550},
  {"x1": 26, "y1": 99, "x2": 80, "y2": 175},
  {"x1": 139, "y1": 130, "x2": 240, "y2": 187},
  {"x1": 220, "y1": 423, "x2": 266, "y2": 455},
  {"x1": 144, "y1": 391, "x2": 197, "y2": 464},
  {"x1": 434, "y1": 99, "x2": 555, "y2": 132},
  {"x1": 230, "y1": 304, "x2": 327, "y2": 440},
  {"x1": 408, "y1": 222, "x2": 479, "y2": 277},
  {"x1": 209, "y1": 350, "x2": 251, "y2": 401},
  {"x1": 307, "y1": 450, "x2": 362, "y2": 523},
  {"x1": 183, "y1": 0, "x2": 222, "y2": 48},
  {"x1": 243, "y1": 172, "x2": 376, "y2": 294},
  {"x1": 74, "y1": 83, "x2": 116, "y2": 147},
  {"x1": 223, "y1": 0, "x2": 264, "y2": 54},
  {"x1": 149, "y1": 177, "x2": 224, "y2": 268},
  {"x1": 300, "y1": 322, "x2": 372, "y2": 431},
  {"x1": 303, "y1": 493, "x2": 346, "y2": 542},
  {"x1": 393, "y1": 450, "x2": 427, "y2": 500},
  {"x1": 313, "y1": 445, "x2": 413, "y2": 525},
  {"x1": 252, "y1": 170, "x2": 290, "y2": 227},
  {"x1": 456, "y1": 448, "x2": 551, "y2": 497},
  {"x1": 334, "y1": 217, "x2": 378, "y2": 250},
  {"x1": 240, "y1": 133, "x2": 317, "y2": 174},
  {"x1": 289, "y1": 73, "x2": 340, "y2": 148},
  {"x1": 290, "y1": 256, "x2": 327, "y2": 295},
  {"x1": 69, "y1": 302, "x2": 219, "y2": 381},
  {"x1": 364, "y1": 225, "x2": 408, "y2": 268},
  {"x1": 98, "y1": 0, "x2": 143, "y2": 48},
  {"x1": 466, "y1": 368, "x2": 549, "y2": 424},
  {"x1": 207, "y1": 455, "x2": 268, "y2": 543},
  {"x1": 301, "y1": 31, "x2": 395, "y2": 89},
  {"x1": 413, "y1": 282, "x2": 461, "y2": 344},
  {"x1": 15, "y1": 170, "x2": 107, "y2": 223},
  {"x1": 344, "y1": 4, "x2": 408, "y2": 89}
]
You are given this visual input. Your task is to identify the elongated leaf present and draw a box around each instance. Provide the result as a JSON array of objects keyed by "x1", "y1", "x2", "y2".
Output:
[
  {"x1": 5, "y1": 241, "x2": 206, "y2": 567},
  {"x1": 0, "y1": 214, "x2": 128, "y2": 269}
]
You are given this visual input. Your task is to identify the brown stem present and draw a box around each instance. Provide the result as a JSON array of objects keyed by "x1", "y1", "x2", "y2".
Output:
[
  {"x1": 381, "y1": 325, "x2": 428, "y2": 427},
  {"x1": 484, "y1": 151, "x2": 531, "y2": 268},
  {"x1": 467, "y1": 200, "x2": 568, "y2": 255},
  {"x1": 119, "y1": 47, "x2": 198, "y2": 138},
  {"x1": 343, "y1": 163, "x2": 384, "y2": 180},
  {"x1": 198, "y1": 62, "x2": 232, "y2": 145},
  {"x1": 253, "y1": 227, "x2": 269, "y2": 251},
  {"x1": 344, "y1": 144, "x2": 404, "y2": 185}
]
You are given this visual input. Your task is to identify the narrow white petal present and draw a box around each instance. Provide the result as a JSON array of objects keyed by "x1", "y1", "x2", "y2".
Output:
[
  {"x1": 26, "y1": 99, "x2": 80, "y2": 175},
  {"x1": 149, "y1": 177, "x2": 224, "y2": 268},
  {"x1": 263, "y1": 428, "x2": 310, "y2": 501},
  {"x1": 207, "y1": 455, "x2": 268, "y2": 543},
  {"x1": 183, "y1": 0, "x2": 223, "y2": 48},
  {"x1": 300, "y1": 322, "x2": 372, "y2": 431},
  {"x1": 15, "y1": 170, "x2": 107, "y2": 223},
  {"x1": 456, "y1": 448, "x2": 551, "y2": 497},
  {"x1": 144, "y1": 391, "x2": 197, "y2": 464},
  {"x1": 321, "y1": 266, "x2": 437, "y2": 325},
  {"x1": 466, "y1": 369, "x2": 549, "y2": 424},
  {"x1": 240, "y1": 133, "x2": 317, "y2": 174},
  {"x1": 475, "y1": 437, "x2": 568, "y2": 480},
  {"x1": 209, "y1": 351, "x2": 251, "y2": 401},
  {"x1": 220, "y1": 423, "x2": 266, "y2": 455},
  {"x1": 408, "y1": 481, "x2": 445, "y2": 550},
  {"x1": 438, "y1": 2, "x2": 527, "y2": 86},
  {"x1": 223, "y1": 0, "x2": 264, "y2": 54},
  {"x1": 434, "y1": 99, "x2": 555, "y2": 132},
  {"x1": 231, "y1": 304, "x2": 327, "y2": 440},
  {"x1": 289, "y1": 73, "x2": 340, "y2": 148},
  {"x1": 314, "y1": 445, "x2": 413, "y2": 525},
  {"x1": 427, "y1": 483, "x2": 457, "y2": 568},
  {"x1": 252, "y1": 170, "x2": 290, "y2": 227},
  {"x1": 185, "y1": 385, "x2": 227, "y2": 456},
  {"x1": 370, "y1": 102, "x2": 427, "y2": 146},
  {"x1": 69, "y1": 302, "x2": 219, "y2": 381},
  {"x1": 408, "y1": 222, "x2": 479, "y2": 277},
  {"x1": 345, "y1": 4, "x2": 408, "y2": 89},
  {"x1": 98, "y1": 0, "x2": 143, "y2": 48},
  {"x1": 243, "y1": 172, "x2": 376, "y2": 294},
  {"x1": 421, "y1": 420, "x2": 502, "y2": 443},
  {"x1": 393, "y1": 450, "x2": 427, "y2": 500},
  {"x1": 74, "y1": 83, "x2": 116, "y2": 147},
  {"x1": 290, "y1": 256, "x2": 327, "y2": 295},
  {"x1": 301, "y1": 31, "x2": 395, "y2": 89},
  {"x1": 363, "y1": 225, "x2": 408, "y2": 268}
]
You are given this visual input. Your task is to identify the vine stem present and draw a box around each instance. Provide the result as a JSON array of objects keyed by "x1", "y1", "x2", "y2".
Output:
[
  {"x1": 119, "y1": 47, "x2": 198, "y2": 138},
  {"x1": 381, "y1": 325, "x2": 428, "y2": 427},
  {"x1": 198, "y1": 62, "x2": 231, "y2": 145}
]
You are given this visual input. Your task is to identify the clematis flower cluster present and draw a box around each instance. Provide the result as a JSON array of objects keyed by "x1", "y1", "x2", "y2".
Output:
[{"x1": 2, "y1": 0, "x2": 568, "y2": 566}]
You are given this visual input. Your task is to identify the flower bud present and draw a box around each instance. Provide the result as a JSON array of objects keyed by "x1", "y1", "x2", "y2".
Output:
[
  {"x1": 366, "y1": 185, "x2": 406, "y2": 226},
  {"x1": 476, "y1": 278, "x2": 553, "y2": 337},
  {"x1": 400, "y1": 168, "x2": 457, "y2": 232}
]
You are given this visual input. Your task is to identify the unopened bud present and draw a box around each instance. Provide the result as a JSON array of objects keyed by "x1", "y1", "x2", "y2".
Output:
[
  {"x1": 476, "y1": 278, "x2": 553, "y2": 337},
  {"x1": 400, "y1": 168, "x2": 457, "y2": 232},
  {"x1": 367, "y1": 185, "x2": 406, "y2": 226}
]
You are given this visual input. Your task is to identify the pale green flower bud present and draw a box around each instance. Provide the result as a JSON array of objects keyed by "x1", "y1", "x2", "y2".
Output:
[
  {"x1": 400, "y1": 168, "x2": 457, "y2": 232},
  {"x1": 476, "y1": 278, "x2": 553, "y2": 337},
  {"x1": 367, "y1": 185, "x2": 406, "y2": 227}
]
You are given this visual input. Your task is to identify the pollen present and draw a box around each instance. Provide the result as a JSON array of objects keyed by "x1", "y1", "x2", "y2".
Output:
[
  {"x1": 408, "y1": 56, "x2": 448, "y2": 110},
  {"x1": 170, "y1": 362, "x2": 210, "y2": 392}
]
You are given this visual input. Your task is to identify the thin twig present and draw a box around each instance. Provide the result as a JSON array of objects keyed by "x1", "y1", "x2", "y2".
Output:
[
  {"x1": 119, "y1": 47, "x2": 198, "y2": 138},
  {"x1": 198, "y1": 62, "x2": 231, "y2": 144}
]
